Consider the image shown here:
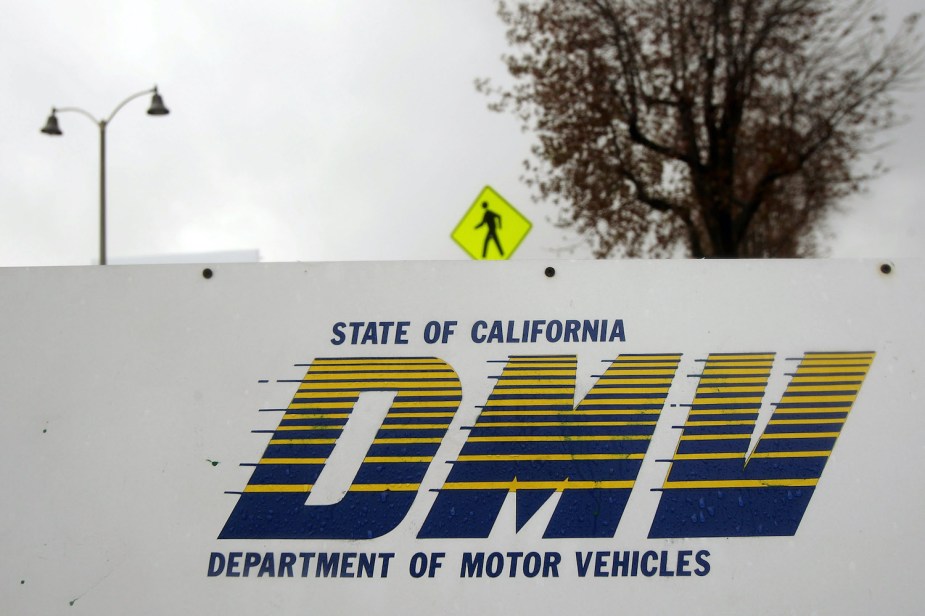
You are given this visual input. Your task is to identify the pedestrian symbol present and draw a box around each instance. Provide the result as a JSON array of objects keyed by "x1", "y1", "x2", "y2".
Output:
[
  {"x1": 476, "y1": 202, "x2": 504, "y2": 258},
  {"x1": 452, "y1": 186, "x2": 532, "y2": 260}
]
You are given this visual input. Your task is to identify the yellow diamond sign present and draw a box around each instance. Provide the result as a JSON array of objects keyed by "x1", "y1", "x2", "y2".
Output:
[{"x1": 452, "y1": 186, "x2": 532, "y2": 260}]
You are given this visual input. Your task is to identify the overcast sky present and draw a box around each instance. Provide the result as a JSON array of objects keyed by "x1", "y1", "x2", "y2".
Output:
[{"x1": 1, "y1": 0, "x2": 922, "y2": 266}]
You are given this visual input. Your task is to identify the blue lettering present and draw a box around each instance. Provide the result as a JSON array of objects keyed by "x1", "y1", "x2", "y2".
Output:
[
  {"x1": 582, "y1": 319, "x2": 599, "y2": 342},
  {"x1": 612, "y1": 551, "x2": 632, "y2": 576},
  {"x1": 695, "y1": 550, "x2": 711, "y2": 576},
  {"x1": 460, "y1": 552, "x2": 484, "y2": 578},
  {"x1": 423, "y1": 321, "x2": 441, "y2": 344},
  {"x1": 576, "y1": 552, "x2": 592, "y2": 577},
  {"x1": 316, "y1": 553, "x2": 339, "y2": 577},
  {"x1": 331, "y1": 322, "x2": 346, "y2": 345},
  {"x1": 543, "y1": 552, "x2": 561, "y2": 577},
  {"x1": 507, "y1": 552, "x2": 523, "y2": 577},
  {"x1": 227, "y1": 552, "x2": 242, "y2": 577},
  {"x1": 428, "y1": 553, "x2": 445, "y2": 577},
  {"x1": 220, "y1": 358, "x2": 461, "y2": 540},
  {"x1": 340, "y1": 552, "x2": 357, "y2": 577},
  {"x1": 530, "y1": 320, "x2": 545, "y2": 342},
  {"x1": 395, "y1": 321, "x2": 410, "y2": 344},
  {"x1": 357, "y1": 553, "x2": 375, "y2": 577},
  {"x1": 458, "y1": 551, "x2": 558, "y2": 577},
  {"x1": 419, "y1": 354, "x2": 681, "y2": 539},
  {"x1": 649, "y1": 352, "x2": 874, "y2": 538},
  {"x1": 594, "y1": 552, "x2": 609, "y2": 577},
  {"x1": 206, "y1": 551, "x2": 394, "y2": 578},
  {"x1": 360, "y1": 323, "x2": 378, "y2": 344},
  {"x1": 332, "y1": 322, "x2": 410, "y2": 345},
  {"x1": 658, "y1": 551, "x2": 675, "y2": 577},
  {"x1": 221, "y1": 351, "x2": 872, "y2": 541},
  {"x1": 505, "y1": 320, "x2": 521, "y2": 343},
  {"x1": 564, "y1": 320, "x2": 580, "y2": 342},
  {"x1": 279, "y1": 552, "x2": 297, "y2": 577},
  {"x1": 207, "y1": 552, "x2": 225, "y2": 577},
  {"x1": 546, "y1": 320, "x2": 563, "y2": 342},
  {"x1": 485, "y1": 553, "x2": 503, "y2": 578},
  {"x1": 676, "y1": 550, "x2": 692, "y2": 576},
  {"x1": 640, "y1": 551, "x2": 658, "y2": 577},
  {"x1": 409, "y1": 552, "x2": 428, "y2": 578},
  {"x1": 609, "y1": 319, "x2": 625, "y2": 342},
  {"x1": 523, "y1": 552, "x2": 541, "y2": 577},
  {"x1": 299, "y1": 552, "x2": 315, "y2": 577},
  {"x1": 379, "y1": 553, "x2": 395, "y2": 577},
  {"x1": 258, "y1": 553, "x2": 275, "y2": 577},
  {"x1": 242, "y1": 552, "x2": 261, "y2": 577},
  {"x1": 471, "y1": 320, "x2": 487, "y2": 343}
]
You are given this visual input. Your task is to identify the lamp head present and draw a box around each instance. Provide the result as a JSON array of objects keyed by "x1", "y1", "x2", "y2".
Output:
[
  {"x1": 41, "y1": 110, "x2": 63, "y2": 136},
  {"x1": 147, "y1": 89, "x2": 169, "y2": 116}
]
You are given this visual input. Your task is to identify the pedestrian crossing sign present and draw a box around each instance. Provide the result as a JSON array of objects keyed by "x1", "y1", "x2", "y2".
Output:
[{"x1": 451, "y1": 186, "x2": 532, "y2": 260}]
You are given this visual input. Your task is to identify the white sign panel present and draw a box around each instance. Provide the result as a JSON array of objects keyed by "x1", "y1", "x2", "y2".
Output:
[{"x1": 0, "y1": 260, "x2": 922, "y2": 614}]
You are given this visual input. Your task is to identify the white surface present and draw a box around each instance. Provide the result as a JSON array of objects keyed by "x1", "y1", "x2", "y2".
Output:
[{"x1": 0, "y1": 259, "x2": 921, "y2": 614}]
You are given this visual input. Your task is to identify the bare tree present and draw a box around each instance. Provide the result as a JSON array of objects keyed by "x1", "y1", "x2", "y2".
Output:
[{"x1": 482, "y1": 0, "x2": 922, "y2": 257}]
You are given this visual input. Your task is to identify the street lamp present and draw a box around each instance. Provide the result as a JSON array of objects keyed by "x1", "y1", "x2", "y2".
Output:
[{"x1": 41, "y1": 86, "x2": 170, "y2": 265}]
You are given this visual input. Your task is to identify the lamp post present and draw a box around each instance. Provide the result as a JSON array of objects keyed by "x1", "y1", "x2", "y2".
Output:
[{"x1": 41, "y1": 86, "x2": 170, "y2": 265}]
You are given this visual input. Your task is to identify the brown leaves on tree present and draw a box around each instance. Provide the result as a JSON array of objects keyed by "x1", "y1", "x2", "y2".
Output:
[{"x1": 483, "y1": 0, "x2": 923, "y2": 257}]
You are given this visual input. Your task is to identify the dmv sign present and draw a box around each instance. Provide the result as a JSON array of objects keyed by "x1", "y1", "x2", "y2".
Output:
[
  {"x1": 1, "y1": 260, "x2": 921, "y2": 614},
  {"x1": 220, "y1": 351, "x2": 873, "y2": 540}
]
